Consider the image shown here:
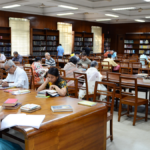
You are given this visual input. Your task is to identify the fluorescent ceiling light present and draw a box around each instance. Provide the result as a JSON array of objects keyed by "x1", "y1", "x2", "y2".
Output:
[
  {"x1": 96, "y1": 19, "x2": 111, "y2": 21},
  {"x1": 135, "y1": 19, "x2": 145, "y2": 22},
  {"x1": 58, "y1": 5, "x2": 78, "y2": 10},
  {"x1": 57, "y1": 13, "x2": 74, "y2": 16},
  {"x1": 144, "y1": 0, "x2": 150, "y2": 2},
  {"x1": 105, "y1": 14, "x2": 119, "y2": 17},
  {"x1": 112, "y1": 7, "x2": 135, "y2": 11},
  {"x1": 2, "y1": 4, "x2": 21, "y2": 9},
  {"x1": 145, "y1": 16, "x2": 150, "y2": 18}
]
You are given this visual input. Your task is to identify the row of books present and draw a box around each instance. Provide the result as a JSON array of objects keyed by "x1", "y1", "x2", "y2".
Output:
[
  {"x1": 33, "y1": 47, "x2": 46, "y2": 51},
  {"x1": 104, "y1": 47, "x2": 110, "y2": 50},
  {"x1": 47, "y1": 47, "x2": 57, "y2": 50},
  {"x1": 124, "y1": 40, "x2": 134, "y2": 44},
  {"x1": 0, "y1": 42, "x2": 11, "y2": 45},
  {"x1": 124, "y1": 50, "x2": 135, "y2": 54},
  {"x1": 139, "y1": 45, "x2": 150, "y2": 49},
  {"x1": 84, "y1": 42, "x2": 93, "y2": 46},
  {"x1": 140, "y1": 40, "x2": 149, "y2": 44},
  {"x1": 84, "y1": 38, "x2": 92, "y2": 42},
  {"x1": 124, "y1": 45, "x2": 133, "y2": 48},
  {"x1": 75, "y1": 37, "x2": 83, "y2": 41},
  {"x1": 33, "y1": 51, "x2": 57, "y2": 56},
  {"x1": 139, "y1": 50, "x2": 145, "y2": 54},
  {"x1": 74, "y1": 47, "x2": 82, "y2": 51},
  {"x1": 74, "y1": 42, "x2": 83, "y2": 46},
  {"x1": 0, "y1": 47, "x2": 11, "y2": 51},
  {"x1": 47, "y1": 36, "x2": 57, "y2": 40},
  {"x1": 104, "y1": 43, "x2": 110, "y2": 46},
  {"x1": 33, "y1": 36, "x2": 45, "y2": 40},
  {"x1": 104, "y1": 38, "x2": 111, "y2": 42},
  {"x1": 33, "y1": 41, "x2": 46, "y2": 45},
  {"x1": 47, "y1": 41, "x2": 57, "y2": 46}
]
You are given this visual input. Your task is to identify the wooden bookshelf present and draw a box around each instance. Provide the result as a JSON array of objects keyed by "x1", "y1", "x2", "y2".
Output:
[
  {"x1": 104, "y1": 34, "x2": 111, "y2": 53},
  {"x1": 124, "y1": 32, "x2": 150, "y2": 55},
  {"x1": 0, "y1": 27, "x2": 11, "y2": 57},
  {"x1": 31, "y1": 29, "x2": 59, "y2": 57},
  {"x1": 74, "y1": 32, "x2": 93, "y2": 54}
]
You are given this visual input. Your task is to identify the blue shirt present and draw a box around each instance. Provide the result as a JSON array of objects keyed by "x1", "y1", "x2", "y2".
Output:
[
  {"x1": 12, "y1": 54, "x2": 23, "y2": 63},
  {"x1": 140, "y1": 54, "x2": 148, "y2": 65},
  {"x1": 57, "y1": 46, "x2": 64, "y2": 56},
  {"x1": 111, "y1": 52, "x2": 117, "y2": 58}
]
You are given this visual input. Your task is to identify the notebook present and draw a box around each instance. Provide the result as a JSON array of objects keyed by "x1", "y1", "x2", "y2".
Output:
[
  {"x1": 36, "y1": 94, "x2": 50, "y2": 98},
  {"x1": 3, "y1": 103, "x2": 22, "y2": 110},
  {"x1": 3, "y1": 99, "x2": 18, "y2": 107},
  {"x1": 78, "y1": 101, "x2": 97, "y2": 107},
  {"x1": 51, "y1": 105, "x2": 73, "y2": 112},
  {"x1": 11, "y1": 90, "x2": 30, "y2": 95},
  {"x1": 20, "y1": 104, "x2": 41, "y2": 113}
]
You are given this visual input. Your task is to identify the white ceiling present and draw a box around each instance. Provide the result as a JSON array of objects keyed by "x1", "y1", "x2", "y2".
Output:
[{"x1": 0, "y1": 0, "x2": 150, "y2": 24}]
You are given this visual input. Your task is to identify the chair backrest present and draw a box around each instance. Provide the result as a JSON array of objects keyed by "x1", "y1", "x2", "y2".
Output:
[
  {"x1": 93, "y1": 81, "x2": 116, "y2": 115},
  {"x1": 22, "y1": 58, "x2": 29, "y2": 65},
  {"x1": 122, "y1": 59, "x2": 129, "y2": 62},
  {"x1": 73, "y1": 71, "x2": 89, "y2": 100},
  {"x1": 132, "y1": 62, "x2": 142, "y2": 69},
  {"x1": 23, "y1": 66, "x2": 34, "y2": 89},
  {"x1": 0, "y1": 69, "x2": 3, "y2": 79},
  {"x1": 138, "y1": 68, "x2": 150, "y2": 75},
  {"x1": 120, "y1": 62, "x2": 129, "y2": 68},
  {"x1": 100, "y1": 61, "x2": 112, "y2": 72},
  {"x1": 129, "y1": 58, "x2": 138, "y2": 63},
  {"x1": 119, "y1": 67, "x2": 133, "y2": 74},
  {"x1": 119, "y1": 76, "x2": 138, "y2": 102},
  {"x1": 107, "y1": 72, "x2": 121, "y2": 84},
  {"x1": 59, "y1": 69, "x2": 66, "y2": 77},
  {"x1": 63, "y1": 77, "x2": 78, "y2": 98}
]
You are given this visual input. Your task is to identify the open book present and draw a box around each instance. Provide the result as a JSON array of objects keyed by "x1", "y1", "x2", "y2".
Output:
[
  {"x1": 38, "y1": 90, "x2": 58, "y2": 97},
  {"x1": 0, "y1": 114, "x2": 45, "y2": 130}
]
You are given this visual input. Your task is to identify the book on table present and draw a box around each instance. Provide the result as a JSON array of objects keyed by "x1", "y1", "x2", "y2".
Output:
[
  {"x1": 38, "y1": 90, "x2": 58, "y2": 97},
  {"x1": 51, "y1": 105, "x2": 73, "y2": 112},
  {"x1": 78, "y1": 100, "x2": 97, "y2": 107},
  {"x1": 20, "y1": 104, "x2": 41, "y2": 113},
  {"x1": 11, "y1": 90, "x2": 30, "y2": 95},
  {"x1": 3, "y1": 103, "x2": 22, "y2": 110},
  {"x1": 3, "y1": 99, "x2": 18, "y2": 107}
]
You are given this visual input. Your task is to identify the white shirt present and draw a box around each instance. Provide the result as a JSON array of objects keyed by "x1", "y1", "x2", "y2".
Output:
[
  {"x1": 0, "y1": 54, "x2": 6, "y2": 61},
  {"x1": 3, "y1": 67, "x2": 29, "y2": 89}
]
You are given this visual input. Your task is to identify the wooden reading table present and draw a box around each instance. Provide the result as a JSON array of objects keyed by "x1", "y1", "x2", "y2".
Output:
[{"x1": 0, "y1": 90, "x2": 107, "y2": 150}]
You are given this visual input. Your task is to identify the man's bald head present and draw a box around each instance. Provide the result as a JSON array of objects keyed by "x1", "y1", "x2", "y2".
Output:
[{"x1": 45, "y1": 53, "x2": 51, "y2": 60}]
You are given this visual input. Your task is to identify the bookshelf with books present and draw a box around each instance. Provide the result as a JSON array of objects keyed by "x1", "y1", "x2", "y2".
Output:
[
  {"x1": 32, "y1": 29, "x2": 59, "y2": 57},
  {"x1": 104, "y1": 38, "x2": 111, "y2": 53},
  {"x1": 74, "y1": 32, "x2": 93, "y2": 54},
  {"x1": 124, "y1": 33, "x2": 150, "y2": 55},
  {"x1": 0, "y1": 27, "x2": 11, "y2": 57}
]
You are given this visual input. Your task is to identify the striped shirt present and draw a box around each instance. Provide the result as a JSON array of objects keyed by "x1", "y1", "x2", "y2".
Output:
[{"x1": 45, "y1": 57, "x2": 56, "y2": 66}]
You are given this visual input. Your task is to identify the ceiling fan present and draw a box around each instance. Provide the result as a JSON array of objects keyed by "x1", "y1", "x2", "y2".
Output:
[{"x1": 38, "y1": 3, "x2": 57, "y2": 8}]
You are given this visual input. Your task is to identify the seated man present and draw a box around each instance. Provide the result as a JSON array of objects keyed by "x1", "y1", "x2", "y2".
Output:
[
  {"x1": 78, "y1": 52, "x2": 91, "y2": 69},
  {"x1": 45, "y1": 53, "x2": 56, "y2": 67},
  {"x1": 12, "y1": 51, "x2": 23, "y2": 64},
  {"x1": 0, "y1": 53, "x2": 6, "y2": 63},
  {"x1": 103, "y1": 54, "x2": 120, "y2": 71},
  {"x1": 0, "y1": 60, "x2": 29, "y2": 89},
  {"x1": 140, "y1": 52, "x2": 149, "y2": 65}
]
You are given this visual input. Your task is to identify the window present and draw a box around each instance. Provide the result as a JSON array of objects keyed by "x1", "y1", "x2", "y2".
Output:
[
  {"x1": 91, "y1": 26, "x2": 102, "y2": 53},
  {"x1": 57, "y1": 22, "x2": 72, "y2": 54},
  {"x1": 9, "y1": 18, "x2": 30, "y2": 56}
]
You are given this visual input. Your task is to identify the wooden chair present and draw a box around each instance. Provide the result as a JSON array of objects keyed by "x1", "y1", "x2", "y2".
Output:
[
  {"x1": 23, "y1": 66, "x2": 34, "y2": 89},
  {"x1": 129, "y1": 58, "x2": 138, "y2": 63},
  {"x1": 119, "y1": 67, "x2": 133, "y2": 74},
  {"x1": 107, "y1": 72, "x2": 121, "y2": 109},
  {"x1": 132, "y1": 62, "x2": 142, "y2": 74},
  {"x1": 0, "y1": 69, "x2": 3, "y2": 79},
  {"x1": 59, "y1": 69, "x2": 66, "y2": 77},
  {"x1": 118, "y1": 77, "x2": 148, "y2": 126},
  {"x1": 73, "y1": 72, "x2": 94, "y2": 100},
  {"x1": 100, "y1": 61, "x2": 112, "y2": 72},
  {"x1": 138, "y1": 68, "x2": 150, "y2": 75},
  {"x1": 120, "y1": 62, "x2": 129, "y2": 68},
  {"x1": 22, "y1": 58, "x2": 29, "y2": 65},
  {"x1": 93, "y1": 81, "x2": 116, "y2": 141},
  {"x1": 63, "y1": 77, "x2": 78, "y2": 98}
]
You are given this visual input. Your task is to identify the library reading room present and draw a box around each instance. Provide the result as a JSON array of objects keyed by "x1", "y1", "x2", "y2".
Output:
[{"x1": 0, "y1": 0, "x2": 150, "y2": 150}]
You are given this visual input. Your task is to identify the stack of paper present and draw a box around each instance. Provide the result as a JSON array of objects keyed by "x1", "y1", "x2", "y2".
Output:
[{"x1": 0, "y1": 114, "x2": 45, "y2": 130}]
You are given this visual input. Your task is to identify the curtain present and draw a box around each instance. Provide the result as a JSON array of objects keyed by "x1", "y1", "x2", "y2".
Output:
[
  {"x1": 91, "y1": 26, "x2": 102, "y2": 53},
  {"x1": 57, "y1": 22, "x2": 72, "y2": 54},
  {"x1": 9, "y1": 18, "x2": 30, "y2": 56}
]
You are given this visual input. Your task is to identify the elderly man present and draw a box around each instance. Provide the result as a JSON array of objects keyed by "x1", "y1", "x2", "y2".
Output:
[
  {"x1": 0, "y1": 53, "x2": 6, "y2": 63},
  {"x1": 45, "y1": 53, "x2": 56, "y2": 66},
  {"x1": 0, "y1": 60, "x2": 29, "y2": 89},
  {"x1": 12, "y1": 51, "x2": 23, "y2": 64},
  {"x1": 78, "y1": 52, "x2": 91, "y2": 69}
]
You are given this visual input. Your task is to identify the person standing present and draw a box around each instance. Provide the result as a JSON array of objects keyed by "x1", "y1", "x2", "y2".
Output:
[
  {"x1": 0, "y1": 53, "x2": 6, "y2": 63},
  {"x1": 57, "y1": 44, "x2": 64, "y2": 59},
  {"x1": 82, "y1": 45, "x2": 91, "y2": 56},
  {"x1": 12, "y1": 51, "x2": 23, "y2": 64}
]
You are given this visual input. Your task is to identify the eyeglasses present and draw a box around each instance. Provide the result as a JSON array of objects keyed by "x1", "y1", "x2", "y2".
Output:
[{"x1": 5, "y1": 66, "x2": 12, "y2": 72}]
